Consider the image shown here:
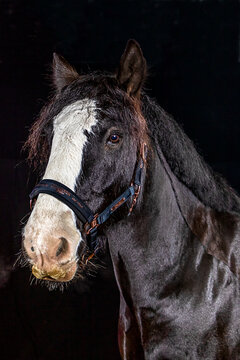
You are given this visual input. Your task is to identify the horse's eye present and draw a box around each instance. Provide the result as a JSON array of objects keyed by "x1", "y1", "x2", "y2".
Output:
[{"x1": 108, "y1": 134, "x2": 120, "y2": 144}]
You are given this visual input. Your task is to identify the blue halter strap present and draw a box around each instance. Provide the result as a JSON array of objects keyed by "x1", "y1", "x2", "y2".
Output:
[{"x1": 29, "y1": 145, "x2": 146, "y2": 251}]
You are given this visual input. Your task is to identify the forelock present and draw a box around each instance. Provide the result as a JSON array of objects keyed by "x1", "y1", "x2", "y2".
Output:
[{"x1": 23, "y1": 73, "x2": 148, "y2": 174}]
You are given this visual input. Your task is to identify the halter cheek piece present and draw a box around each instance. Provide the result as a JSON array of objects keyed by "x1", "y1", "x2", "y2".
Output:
[{"x1": 29, "y1": 144, "x2": 147, "y2": 253}]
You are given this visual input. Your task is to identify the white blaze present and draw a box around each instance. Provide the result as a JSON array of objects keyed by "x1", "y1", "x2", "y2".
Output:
[
  {"x1": 43, "y1": 99, "x2": 97, "y2": 187},
  {"x1": 24, "y1": 99, "x2": 98, "y2": 254}
]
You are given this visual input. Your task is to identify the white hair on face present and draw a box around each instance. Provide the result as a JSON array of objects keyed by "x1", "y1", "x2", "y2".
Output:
[
  {"x1": 24, "y1": 99, "x2": 98, "y2": 254},
  {"x1": 43, "y1": 99, "x2": 97, "y2": 187}
]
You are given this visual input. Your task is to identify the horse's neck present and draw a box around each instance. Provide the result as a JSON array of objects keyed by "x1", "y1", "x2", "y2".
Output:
[
  {"x1": 158, "y1": 147, "x2": 240, "y2": 279},
  {"x1": 107, "y1": 147, "x2": 194, "y2": 303},
  {"x1": 107, "y1": 146, "x2": 240, "y2": 309}
]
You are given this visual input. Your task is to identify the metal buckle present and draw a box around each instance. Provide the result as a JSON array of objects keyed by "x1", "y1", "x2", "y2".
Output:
[{"x1": 84, "y1": 214, "x2": 99, "y2": 235}]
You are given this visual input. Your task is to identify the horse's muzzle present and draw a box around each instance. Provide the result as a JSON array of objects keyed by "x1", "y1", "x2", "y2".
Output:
[{"x1": 31, "y1": 261, "x2": 77, "y2": 282}]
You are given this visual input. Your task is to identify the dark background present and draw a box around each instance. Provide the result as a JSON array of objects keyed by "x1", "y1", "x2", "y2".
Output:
[{"x1": 1, "y1": 1, "x2": 240, "y2": 359}]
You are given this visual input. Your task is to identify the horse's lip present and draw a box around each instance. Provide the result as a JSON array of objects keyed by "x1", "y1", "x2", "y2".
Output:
[{"x1": 32, "y1": 261, "x2": 78, "y2": 282}]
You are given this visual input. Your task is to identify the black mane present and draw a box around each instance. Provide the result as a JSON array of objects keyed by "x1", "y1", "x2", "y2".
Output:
[{"x1": 141, "y1": 94, "x2": 240, "y2": 213}]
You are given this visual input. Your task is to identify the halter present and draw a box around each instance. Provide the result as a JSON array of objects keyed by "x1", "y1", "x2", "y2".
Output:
[{"x1": 29, "y1": 144, "x2": 147, "y2": 253}]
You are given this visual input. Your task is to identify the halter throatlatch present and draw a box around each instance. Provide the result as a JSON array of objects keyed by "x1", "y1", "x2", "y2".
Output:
[{"x1": 29, "y1": 144, "x2": 147, "y2": 252}]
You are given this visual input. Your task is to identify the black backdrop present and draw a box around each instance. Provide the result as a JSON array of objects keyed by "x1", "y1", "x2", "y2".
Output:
[{"x1": 1, "y1": 1, "x2": 240, "y2": 359}]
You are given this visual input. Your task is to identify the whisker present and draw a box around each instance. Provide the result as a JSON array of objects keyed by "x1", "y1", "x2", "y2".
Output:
[
  {"x1": 29, "y1": 273, "x2": 35, "y2": 286},
  {"x1": 14, "y1": 246, "x2": 31, "y2": 269},
  {"x1": 19, "y1": 212, "x2": 31, "y2": 225}
]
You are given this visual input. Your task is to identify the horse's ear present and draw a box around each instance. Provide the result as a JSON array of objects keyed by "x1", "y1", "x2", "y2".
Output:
[
  {"x1": 52, "y1": 53, "x2": 79, "y2": 92},
  {"x1": 117, "y1": 39, "x2": 146, "y2": 98}
]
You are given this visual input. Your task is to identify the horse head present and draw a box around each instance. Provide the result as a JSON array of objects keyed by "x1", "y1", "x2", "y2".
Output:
[{"x1": 22, "y1": 40, "x2": 148, "y2": 286}]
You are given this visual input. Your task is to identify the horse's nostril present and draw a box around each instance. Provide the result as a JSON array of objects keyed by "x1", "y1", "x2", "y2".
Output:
[
  {"x1": 56, "y1": 237, "x2": 68, "y2": 257},
  {"x1": 31, "y1": 246, "x2": 34, "y2": 252}
]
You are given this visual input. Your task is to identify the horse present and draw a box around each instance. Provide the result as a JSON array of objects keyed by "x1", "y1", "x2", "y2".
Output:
[{"x1": 22, "y1": 39, "x2": 240, "y2": 359}]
